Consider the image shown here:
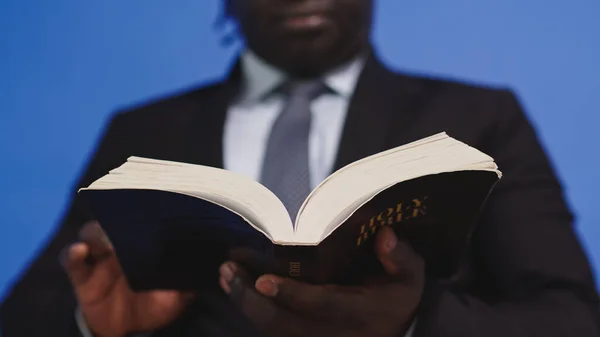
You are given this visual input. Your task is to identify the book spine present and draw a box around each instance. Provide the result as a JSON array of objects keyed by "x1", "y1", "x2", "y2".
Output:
[{"x1": 271, "y1": 245, "x2": 326, "y2": 283}]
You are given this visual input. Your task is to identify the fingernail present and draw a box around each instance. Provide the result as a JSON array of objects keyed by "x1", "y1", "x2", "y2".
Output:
[
  {"x1": 101, "y1": 234, "x2": 113, "y2": 249},
  {"x1": 93, "y1": 226, "x2": 111, "y2": 245},
  {"x1": 219, "y1": 262, "x2": 236, "y2": 283},
  {"x1": 81, "y1": 223, "x2": 100, "y2": 241},
  {"x1": 385, "y1": 235, "x2": 397, "y2": 252},
  {"x1": 255, "y1": 276, "x2": 279, "y2": 297},
  {"x1": 219, "y1": 276, "x2": 232, "y2": 294}
]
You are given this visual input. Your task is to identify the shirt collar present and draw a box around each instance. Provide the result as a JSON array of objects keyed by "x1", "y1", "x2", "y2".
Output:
[{"x1": 237, "y1": 50, "x2": 366, "y2": 103}]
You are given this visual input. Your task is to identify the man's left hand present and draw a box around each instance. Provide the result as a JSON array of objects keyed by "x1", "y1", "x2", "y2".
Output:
[{"x1": 218, "y1": 227, "x2": 425, "y2": 337}]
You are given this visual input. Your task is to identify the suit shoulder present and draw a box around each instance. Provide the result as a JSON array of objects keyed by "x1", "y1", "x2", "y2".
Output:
[
  {"x1": 110, "y1": 79, "x2": 226, "y2": 122},
  {"x1": 389, "y1": 67, "x2": 517, "y2": 101},
  {"x1": 379, "y1": 67, "x2": 530, "y2": 149},
  {"x1": 385, "y1": 67, "x2": 525, "y2": 126}
]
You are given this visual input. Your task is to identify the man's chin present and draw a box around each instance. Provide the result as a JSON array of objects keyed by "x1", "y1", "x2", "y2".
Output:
[
  {"x1": 278, "y1": 43, "x2": 341, "y2": 74},
  {"x1": 280, "y1": 53, "x2": 335, "y2": 77}
]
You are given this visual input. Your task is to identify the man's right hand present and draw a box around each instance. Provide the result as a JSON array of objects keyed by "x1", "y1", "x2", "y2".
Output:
[{"x1": 61, "y1": 221, "x2": 194, "y2": 337}]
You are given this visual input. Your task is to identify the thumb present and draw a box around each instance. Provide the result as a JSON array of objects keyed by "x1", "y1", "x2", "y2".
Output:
[
  {"x1": 79, "y1": 221, "x2": 114, "y2": 259},
  {"x1": 374, "y1": 227, "x2": 424, "y2": 280},
  {"x1": 61, "y1": 242, "x2": 92, "y2": 287}
]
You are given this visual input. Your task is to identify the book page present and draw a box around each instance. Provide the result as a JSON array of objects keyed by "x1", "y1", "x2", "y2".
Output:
[
  {"x1": 294, "y1": 132, "x2": 501, "y2": 244},
  {"x1": 82, "y1": 158, "x2": 295, "y2": 241}
]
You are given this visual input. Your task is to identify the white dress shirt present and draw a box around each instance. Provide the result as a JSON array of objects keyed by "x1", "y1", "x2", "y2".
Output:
[{"x1": 77, "y1": 51, "x2": 416, "y2": 337}]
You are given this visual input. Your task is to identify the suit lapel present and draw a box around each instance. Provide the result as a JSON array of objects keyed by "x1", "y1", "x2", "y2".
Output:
[
  {"x1": 183, "y1": 60, "x2": 243, "y2": 169},
  {"x1": 333, "y1": 51, "x2": 424, "y2": 171}
]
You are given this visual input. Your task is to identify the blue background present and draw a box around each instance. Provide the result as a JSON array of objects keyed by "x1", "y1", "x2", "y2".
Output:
[{"x1": 1, "y1": 0, "x2": 599, "y2": 301}]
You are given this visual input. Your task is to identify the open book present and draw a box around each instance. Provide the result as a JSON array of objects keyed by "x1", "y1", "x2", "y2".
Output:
[{"x1": 79, "y1": 132, "x2": 501, "y2": 290}]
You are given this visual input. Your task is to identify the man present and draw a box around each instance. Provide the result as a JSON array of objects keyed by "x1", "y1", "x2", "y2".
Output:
[{"x1": 2, "y1": 0, "x2": 599, "y2": 336}]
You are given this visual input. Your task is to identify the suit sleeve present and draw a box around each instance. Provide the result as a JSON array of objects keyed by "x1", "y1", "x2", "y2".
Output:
[
  {"x1": 414, "y1": 90, "x2": 600, "y2": 337},
  {"x1": 0, "y1": 112, "x2": 134, "y2": 337}
]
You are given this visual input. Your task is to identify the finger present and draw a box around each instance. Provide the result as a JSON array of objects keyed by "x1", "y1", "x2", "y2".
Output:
[
  {"x1": 219, "y1": 261, "x2": 260, "y2": 303},
  {"x1": 219, "y1": 262, "x2": 237, "y2": 295},
  {"x1": 139, "y1": 290, "x2": 196, "y2": 315},
  {"x1": 228, "y1": 247, "x2": 272, "y2": 277},
  {"x1": 63, "y1": 242, "x2": 92, "y2": 287},
  {"x1": 78, "y1": 221, "x2": 114, "y2": 259},
  {"x1": 374, "y1": 227, "x2": 424, "y2": 281},
  {"x1": 223, "y1": 264, "x2": 340, "y2": 336},
  {"x1": 219, "y1": 262, "x2": 281, "y2": 332},
  {"x1": 254, "y1": 274, "x2": 367, "y2": 324},
  {"x1": 130, "y1": 290, "x2": 197, "y2": 332}
]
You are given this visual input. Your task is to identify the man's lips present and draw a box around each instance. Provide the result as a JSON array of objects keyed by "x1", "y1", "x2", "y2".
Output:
[
  {"x1": 283, "y1": 13, "x2": 328, "y2": 29},
  {"x1": 276, "y1": 7, "x2": 332, "y2": 31}
]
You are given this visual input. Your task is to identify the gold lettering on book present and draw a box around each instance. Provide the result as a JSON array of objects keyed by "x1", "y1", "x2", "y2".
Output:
[
  {"x1": 356, "y1": 196, "x2": 428, "y2": 246},
  {"x1": 289, "y1": 262, "x2": 301, "y2": 277},
  {"x1": 410, "y1": 198, "x2": 427, "y2": 218}
]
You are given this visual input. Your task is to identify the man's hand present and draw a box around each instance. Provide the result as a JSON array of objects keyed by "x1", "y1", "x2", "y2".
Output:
[
  {"x1": 219, "y1": 227, "x2": 425, "y2": 337},
  {"x1": 61, "y1": 221, "x2": 194, "y2": 337}
]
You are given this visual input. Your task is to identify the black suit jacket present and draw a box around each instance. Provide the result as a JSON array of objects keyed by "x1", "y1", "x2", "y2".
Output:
[{"x1": 2, "y1": 52, "x2": 599, "y2": 337}]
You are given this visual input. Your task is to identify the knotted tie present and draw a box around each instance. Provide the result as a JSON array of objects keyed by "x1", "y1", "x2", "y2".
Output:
[{"x1": 260, "y1": 80, "x2": 327, "y2": 224}]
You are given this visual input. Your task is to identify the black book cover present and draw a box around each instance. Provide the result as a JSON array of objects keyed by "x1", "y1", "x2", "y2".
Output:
[{"x1": 79, "y1": 170, "x2": 499, "y2": 291}]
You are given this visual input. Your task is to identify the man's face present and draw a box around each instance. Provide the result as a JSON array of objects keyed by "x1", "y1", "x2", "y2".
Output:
[{"x1": 229, "y1": 0, "x2": 374, "y2": 77}]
